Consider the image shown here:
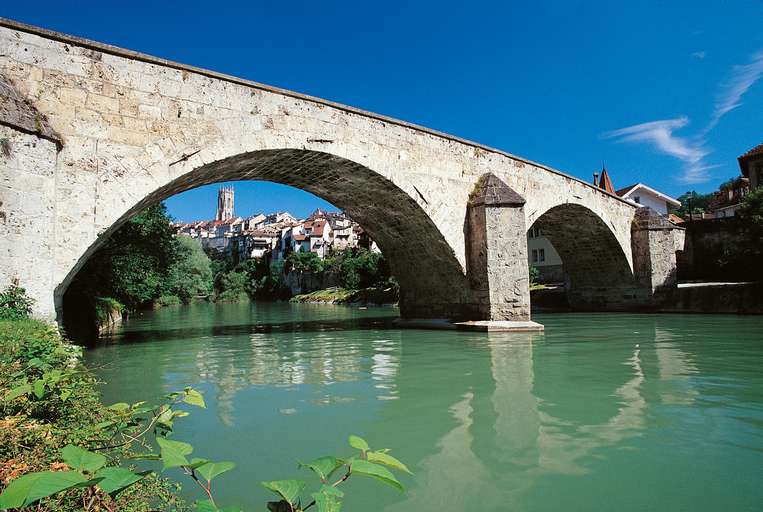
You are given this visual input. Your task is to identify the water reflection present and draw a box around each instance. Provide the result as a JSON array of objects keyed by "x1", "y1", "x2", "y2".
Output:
[{"x1": 86, "y1": 306, "x2": 763, "y2": 512}]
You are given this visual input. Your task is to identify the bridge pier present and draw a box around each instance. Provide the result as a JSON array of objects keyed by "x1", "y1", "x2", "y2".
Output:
[
  {"x1": 466, "y1": 174, "x2": 532, "y2": 322},
  {"x1": 631, "y1": 207, "x2": 685, "y2": 305}
]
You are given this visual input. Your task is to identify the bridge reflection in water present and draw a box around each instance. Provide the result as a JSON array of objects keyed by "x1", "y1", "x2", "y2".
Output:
[{"x1": 86, "y1": 303, "x2": 761, "y2": 512}]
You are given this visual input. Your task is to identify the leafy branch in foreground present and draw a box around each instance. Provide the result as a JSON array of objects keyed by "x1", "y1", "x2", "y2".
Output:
[
  {"x1": 0, "y1": 384, "x2": 410, "y2": 512},
  {"x1": 262, "y1": 434, "x2": 411, "y2": 512}
]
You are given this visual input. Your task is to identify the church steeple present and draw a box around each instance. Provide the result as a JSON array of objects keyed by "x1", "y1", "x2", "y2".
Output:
[
  {"x1": 597, "y1": 165, "x2": 615, "y2": 194},
  {"x1": 215, "y1": 186, "x2": 234, "y2": 221}
]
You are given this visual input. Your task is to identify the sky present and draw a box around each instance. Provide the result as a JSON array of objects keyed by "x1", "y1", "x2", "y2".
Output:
[{"x1": 3, "y1": 1, "x2": 762, "y2": 221}]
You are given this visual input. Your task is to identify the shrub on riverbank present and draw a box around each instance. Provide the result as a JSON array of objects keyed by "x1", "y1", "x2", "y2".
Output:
[
  {"x1": 0, "y1": 281, "x2": 34, "y2": 321},
  {"x1": 0, "y1": 319, "x2": 186, "y2": 511}
]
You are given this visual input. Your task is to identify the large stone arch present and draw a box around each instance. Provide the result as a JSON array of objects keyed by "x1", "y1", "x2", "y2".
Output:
[
  {"x1": 55, "y1": 148, "x2": 477, "y2": 320},
  {"x1": 530, "y1": 203, "x2": 643, "y2": 310}
]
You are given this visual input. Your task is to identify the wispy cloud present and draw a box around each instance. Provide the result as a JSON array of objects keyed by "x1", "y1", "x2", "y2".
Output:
[
  {"x1": 604, "y1": 50, "x2": 763, "y2": 184},
  {"x1": 691, "y1": 51, "x2": 706, "y2": 59},
  {"x1": 705, "y1": 50, "x2": 763, "y2": 131},
  {"x1": 603, "y1": 117, "x2": 712, "y2": 183}
]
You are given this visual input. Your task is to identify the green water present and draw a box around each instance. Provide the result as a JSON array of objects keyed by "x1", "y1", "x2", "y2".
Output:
[{"x1": 85, "y1": 302, "x2": 763, "y2": 511}]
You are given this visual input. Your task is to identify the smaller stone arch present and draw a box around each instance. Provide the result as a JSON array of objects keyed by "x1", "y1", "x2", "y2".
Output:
[{"x1": 531, "y1": 203, "x2": 641, "y2": 310}]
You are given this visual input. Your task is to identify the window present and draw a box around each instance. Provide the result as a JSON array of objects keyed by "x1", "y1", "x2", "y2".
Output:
[
  {"x1": 532, "y1": 249, "x2": 538, "y2": 263},
  {"x1": 539, "y1": 248, "x2": 545, "y2": 262}
]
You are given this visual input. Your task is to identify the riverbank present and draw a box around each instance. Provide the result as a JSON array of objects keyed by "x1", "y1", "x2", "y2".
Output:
[
  {"x1": 289, "y1": 286, "x2": 398, "y2": 305},
  {"x1": 0, "y1": 319, "x2": 186, "y2": 511}
]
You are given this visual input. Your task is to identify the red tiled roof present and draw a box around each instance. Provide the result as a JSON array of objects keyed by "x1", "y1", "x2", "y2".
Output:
[{"x1": 668, "y1": 213, "x2": 685, "y2": 225}]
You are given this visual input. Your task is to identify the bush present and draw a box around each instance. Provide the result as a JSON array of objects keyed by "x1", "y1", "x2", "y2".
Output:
[
  {"x1": 529, "y1": 265, "x2": 540, "y2": 285},
  {"x1": 0, "y1": 319, "x2": 185, "y2": 511},
  {"x1": 0, "y1": 280, "x2": 34, "y2": 320},
  {"x1": 155, "y1": 294, "x2": 182, "y2": 307},
  {"x1": 94, "y1": 297, "x2": 124, "y2": 324},
  {"x1": 323, "y1": 248, "x2": 390, "y2": 290},
  {"x1": 167, "y1": 236, "x2": 213, "y2": 302}
]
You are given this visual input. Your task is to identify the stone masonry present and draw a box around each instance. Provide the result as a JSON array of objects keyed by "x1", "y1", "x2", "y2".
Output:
[
  {"x1": 466, "y1": 174, "x2": 530, "y2": 320},
  {"x1": 0, "y1": 18, "x2": 681, "y2": 322}
]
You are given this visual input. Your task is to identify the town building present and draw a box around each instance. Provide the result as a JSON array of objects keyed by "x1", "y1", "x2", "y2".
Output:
[
  {"x1": 173, "y1": 187, "x2": 374, "y2": 262},
  {"x1": 616, "y1": 183, "x2": 681, "y2": 216}
]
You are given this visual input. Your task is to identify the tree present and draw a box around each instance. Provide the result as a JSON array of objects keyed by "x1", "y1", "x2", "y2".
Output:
[
  {"x1": 167, "y1": 236, "x2": 214, "y2": 302},
  {"x1": 64, "y1": 204, "x2": 181, "y2": 314},
  {"x1": 672, "y1": 190, "x2": 714, "y2": 218}
]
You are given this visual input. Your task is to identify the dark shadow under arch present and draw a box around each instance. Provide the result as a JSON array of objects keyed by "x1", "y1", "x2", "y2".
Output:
[
  {"x1": 531, "y1": 203, "x2": 639, "y2": 310},
  {"x1": 56, "y1": 149, "x2": 476, "y2": 322}
]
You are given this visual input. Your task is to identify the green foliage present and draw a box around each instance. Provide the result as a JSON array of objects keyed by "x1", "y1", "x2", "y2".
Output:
[
  {"x1": 93, "y1": 297, "x2": 124, "y2": 324},
  {"x1": 0, "y1": 319, "x2": 185, "y2": 511},
  {"x1": 156, "y1": 294, "x2": 182, "y2": 307},
  {"x1": 168, "y1": 236, "x2": 214, "y2": 303},
  {"x1": 322, "y1": 248, "x2": 390, "y2": 290},
  {"x1": 0, "y1": 281, "x2": 34, "y2": 320},
  {"x1": 262, "y1": 435, "x2": 409, "y2": 512},
  {"x1": 672, "y1": 190, "x2": 714, "y2": 218},
  {"x1": 529, "y1": 265, "x2": 540, "y2": 285},
  {"x1": 285, "y1": 251, "x2": 324, "y2": 275},
  {"x1": 739, "y1": 186, "x2": 763, "y2": 228},
  {"x1": 212, "y1": 258, "x2": 291, "y2": 303}
]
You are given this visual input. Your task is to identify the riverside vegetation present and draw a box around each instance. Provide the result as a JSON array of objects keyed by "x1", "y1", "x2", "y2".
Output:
[{"x1": 0, "y1": 285, "x2": 410, "y2": 511}]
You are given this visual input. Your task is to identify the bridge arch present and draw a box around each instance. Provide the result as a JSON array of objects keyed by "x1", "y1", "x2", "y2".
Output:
[
  {"x1": 529, "y1": 203, "x2": 640, "y2": 309},
  {"x1": 54, "y1": 148, "x2": 475, "y2": 321}
]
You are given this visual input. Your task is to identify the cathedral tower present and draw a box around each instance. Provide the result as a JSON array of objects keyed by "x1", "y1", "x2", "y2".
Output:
[{"x1": 215, "y1": 186, "x2": 234, "y2": 221}]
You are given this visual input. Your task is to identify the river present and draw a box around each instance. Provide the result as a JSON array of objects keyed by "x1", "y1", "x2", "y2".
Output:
[{"x1": 84, "y1": 302, "x2": 763, "y2": 511}]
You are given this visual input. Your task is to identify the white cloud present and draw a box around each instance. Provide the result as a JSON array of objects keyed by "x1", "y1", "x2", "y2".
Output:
[
  {"x1": 604, "y1": 50, "x2": 763, "y2": 184},
  {"x1": 679, "y1": 163, "x2": 721, "y2": 184},
  {"x1": 706, "y1": 50, "x2": 763, "y2": 131},
  {"x1": 604, "y1": 117, "x2": 711, "y2": 183}
]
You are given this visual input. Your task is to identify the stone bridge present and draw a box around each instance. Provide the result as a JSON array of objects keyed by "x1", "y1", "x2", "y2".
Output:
[{"x1": 0, "y1": 18, "x2": 683, "y2": 324}]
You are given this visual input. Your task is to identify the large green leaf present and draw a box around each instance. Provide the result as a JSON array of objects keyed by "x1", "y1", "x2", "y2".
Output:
[
  {"x1": 350, "y1": 460, "x2": 403, "y2": 491},
  {"x1": 61, "y1": 444, "x2": 107, "y2": 473},
  {"x1": 261, "y1": 479, "x2": 305, "y2": 506},
  {"x1": 32, "y1": 379, "x2": 46, "y2": 399},
  {"x1": 94, "y1": 467, "x2": 148, "y2": 496},
  {"x1": 195, "y1": 500, "x2": 243, "y2": 512},
  {"x1": 0, "y1": 471, "x2": 88, "y2": 509},
  {"x1": 4, "y1": 382, "x2": 30, "y2": 401},
  {"x1": 311, "y1": 485, "x2": 343, "y2": 512},
  {"x1": 348, "y1": 435, "x2": 369, "y2": 452},
  {"x1": 299, "y1": 456, "x2": 343, "y2": 481},
  {"x1": 183, "y1": 388, "x2": 206, "y2": 408},
  {"x1": 367, "y1": 451, "x2": 412, "y2": 474},
  {"x1": 157, "y1": 437, "x2": 193, "y2": 470},
  {"x1": 196, "y1": 461, "x2": 235, "y2": 483}
]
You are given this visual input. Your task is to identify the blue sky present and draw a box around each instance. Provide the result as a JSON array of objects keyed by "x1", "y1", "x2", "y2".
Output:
[{"x1": 3, "y1": 1, "x2": 762, "y2": 221}]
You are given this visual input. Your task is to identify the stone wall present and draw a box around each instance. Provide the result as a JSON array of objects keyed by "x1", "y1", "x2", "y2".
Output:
[{"x1": 679, "y1": 218, "x2": 762, "y2": 282}]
